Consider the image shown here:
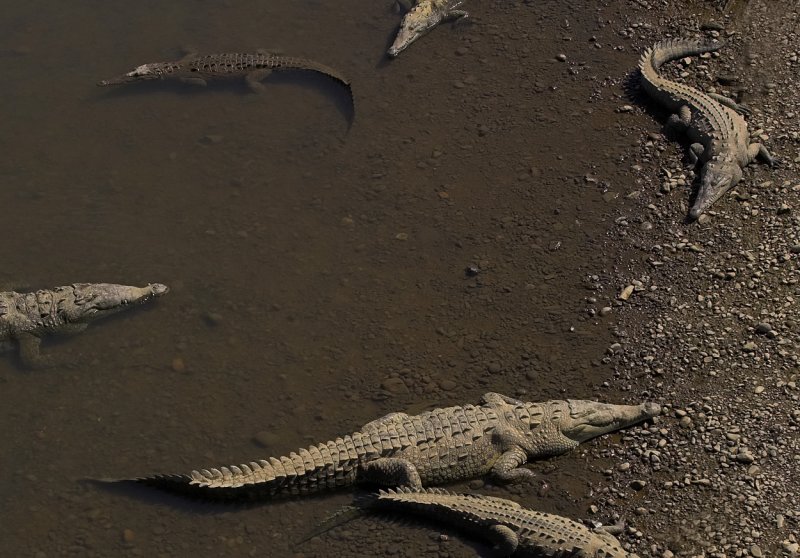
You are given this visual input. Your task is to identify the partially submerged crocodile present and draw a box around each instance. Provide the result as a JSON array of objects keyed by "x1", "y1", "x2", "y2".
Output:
[
  {"x1": 638, "y1": 38, "x2": 777, "y2": 220},
  {"x1": 307, "y1": 487, "x2": 630, "y2": 557},
  {"x1": 0, "y1": 283, "x2": 168, "y2": 369},
  {"x1": 106, "y1": 393, "x2": 660, "y2": 501},
  {"x1": 98, "y1": 52, "x2": 353, "y2": 113},
  {"x1": 389, "y1": 0, "x2": 468, "y2": 57}
]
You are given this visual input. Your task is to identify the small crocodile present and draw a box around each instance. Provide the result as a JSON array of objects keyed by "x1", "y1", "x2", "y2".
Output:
[
  {"x1": 389, "y1": 0, "x2": 468, "y2": 57},
  {"x1": 306, "y1": 487, "x2": 630, "y2": 557},
  {"x1": 106, "y1": 393, "x2": 660, "y2": 501},
  {"x1": 0, "y1": 283, "x2": 168, "y2": 369},
  {"x1": 638, "y1": 38, "x2": 777, "y2": 221},
  {"x1": 98, "y1": 52, "x2": 353, "y2": 111}
]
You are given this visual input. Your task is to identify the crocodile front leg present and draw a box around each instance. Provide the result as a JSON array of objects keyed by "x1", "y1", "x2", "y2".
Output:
[
  {"x1": 178, "y1": 77, "x2": 208, "y2": 87},
  {"x1": 490, "y1": 446, "x2": 535, "y2": 483},
  {"x1": 688, "y1": 142, "x2": 705, "y2": 167},
  {"x1": 707, "y1": 92, "x2": 752, "y2": 115},
  {"x1": 359, "y1": 457, "x2": 423, "y2": 488},
  {"x1": 17, "y1": 324, "x2": 87, "y2": 369},
  {"x1": 245, "y1": 69, "x2": 273, "y2": 93}
]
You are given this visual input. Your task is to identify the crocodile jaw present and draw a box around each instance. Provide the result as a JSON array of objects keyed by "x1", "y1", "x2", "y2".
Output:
[
  {"x1": 97, "y1": 64, "x2": 163, "y2": 86},
  {"x1": 64, "y1": 283, "x2": 169, "y2": 323},
  {"x1": 559, "y1": 400, "x2": 661, "y2": 443},
  {"x1": 388, "y1": 4, "x2": 442, "y2": 57},
  {"x1": 689, "y1": 160, "x2": 743, "y2": 221}
]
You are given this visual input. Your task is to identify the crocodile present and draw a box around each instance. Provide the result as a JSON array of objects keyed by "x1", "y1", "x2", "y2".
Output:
[
  {"x1": 0, "y1": 282, "x2": 168, "y2": 369},
  {"x1": 305, "y1": 487, "x2": 630, "y2": 557},
  {"x1": 389, "y1": 0, "x2": 468, "y2": 57},
  {"x1": 106, "y1": 393, "x2": 660, "y2": 501},
  {"x1": 638, "y1": 38, "x2": 777, "y2": 220},
  {"x1": 98, "y1": 52, "x2": 353, "y2": 113}
]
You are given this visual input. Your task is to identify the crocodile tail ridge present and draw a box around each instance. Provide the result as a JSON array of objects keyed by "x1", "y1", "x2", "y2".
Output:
[
  {"x1": 127, "y1": 436, "x2": 364, "y2": 501},
  {"x1": 639, "y1": 38, "x2": 725, "y2": 72}
]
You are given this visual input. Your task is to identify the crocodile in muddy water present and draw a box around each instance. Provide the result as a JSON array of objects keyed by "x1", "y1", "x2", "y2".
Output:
[
  {"x1": 98, "y1": 52, "x2": 353, "y2": 118},
  {"x1": 0, "y1": 283, "x2": 168, "y2": 369},
  {"x1": 638, "y1": 38, "x2": 777, "y2": 220},
  {"x1": 305, "y1": 487, "x2": 629, "y2": 557},
  {"x1": 101, "y1": 393, "x2": 660, "y2": 502},
  {"x1": 389, "y1": 0, "x2": 468, "y2": 57}
]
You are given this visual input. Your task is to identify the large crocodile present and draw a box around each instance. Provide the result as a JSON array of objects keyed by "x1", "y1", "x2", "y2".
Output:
[
  {"x1": 98, "y1": 52, "x2": 353, "y2": 112},
  {"x1": 0, "y1": 282, "x2": 168, "y2": 369},
  {"x1": 306, "y1": 487, "x2": 629, "y2": 557},
  {"x1": 106, "y1": 393, "x2": 660, "y2": 501},
  {"x1": 389, "y1": 0, "x2": 468, "y2": 57},
  {"x1": 638, "y1": 38, "x2": 777, "y2": 220}
]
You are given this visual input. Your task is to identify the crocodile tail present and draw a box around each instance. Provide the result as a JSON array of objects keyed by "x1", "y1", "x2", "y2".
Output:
[
  {"x1": 639, "y1": 38, "x2": 725, "y2": 73},
  {"x1": 120, "y1": 436, "x2": 364, "y2": 502}
]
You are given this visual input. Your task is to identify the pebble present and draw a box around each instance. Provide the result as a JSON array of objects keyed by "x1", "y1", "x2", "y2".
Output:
[
  {"x1": 556, "y1": 53, "x2": 567, "y2": 61},
  {"x1": 381, "y1": 377, "x2": 409, "y2": 395},
  {"x1": 171, "y1": 356, "x2": 186, "y2": 372},
  {"x1": 122, "y1": 529, "x2": 135, "y2": 543}
]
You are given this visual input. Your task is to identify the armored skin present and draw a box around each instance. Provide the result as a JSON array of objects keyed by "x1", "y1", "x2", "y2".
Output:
[
  {"x1": 337, "y1": 487, "x2": 630, "y2": 557},
  {"x1": 112, "y1": 393, "x2": 660, "y2": 502},
  {"x1": 0, "y1": 283, "x2": 168, "y2": 369},
  {"x1": 638, "y1": 39, "x2": 777, "y2": 220}
]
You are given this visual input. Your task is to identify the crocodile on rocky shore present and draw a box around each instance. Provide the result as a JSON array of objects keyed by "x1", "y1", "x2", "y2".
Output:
[
  {"x1": 102, "y1": 393, "x2": 660, "y2": 502},
  {"x1": 98, "y1": 52, "x2": 353, "y2": 115},
  {"x1": 304, "y1": 487, "x2": 630, "y2": 557},
  {"x1": 638, "y1": 38, "x2": 777, "y2": 221},
  {"x1": 389, "y1": 0, "x2": 468, "y2": 57},
  {"x1": 0, "y1": 283, "x2": 168, "y2": 369}
]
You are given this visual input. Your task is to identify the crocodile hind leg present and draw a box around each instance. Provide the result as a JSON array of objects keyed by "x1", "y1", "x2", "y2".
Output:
[
  {"x1": 359, "y1": 457, "x2": 423, "y2": 488},
  {"x1": 748, "y1": 142, "x2": 778, "y2": 166},
  {"x1": 245, "y1": 69, "x2": 274, "y2": 93},
  {"x1": 490, "y1": 446, "x2": 536, "y2": 483},
  {"x1": 665, "y1": 105, "x2": 692, "y2": 135},
  {"x1": 483, "y1": 525, "x2": 519, "y2": 558}
]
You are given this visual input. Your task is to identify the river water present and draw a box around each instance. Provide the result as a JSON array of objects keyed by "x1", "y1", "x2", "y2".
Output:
[{"x1": 0, "y1": 1, "x2": 654, "y2": 556}]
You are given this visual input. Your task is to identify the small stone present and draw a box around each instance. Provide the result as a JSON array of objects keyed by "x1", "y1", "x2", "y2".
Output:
[
  {"x1": 617, "y1": 105, "x2": 634, "y2": 113},
  {"x1": 556, "y1": 53, "x2": 567, "y2": 61},
  {"x1": 381, "y1": 377, "x2": 409, "y2": 395},
  {"x1": 394, "y1": 232, "x2": 408, "y2": 241},
  {"x1": 171, "y1": 357, "x2": 185, "y2": 372},
  {"x1": 742, "y1": 341, "x2": 757, "y2": 352},
  {"x1": 754, "y1": 385, "x2": 765, "y2": 394},
  {"x1": 754, "y1": 323, "x2": 773, "y2": 335},
  {"x1": 630, "y1": 479, "x2": 647, "y2": 490},
  {"x1": 619, "y1": 285, "x2": 635, "y2": 301},
  {"x1": 750, "y1": 544, "x2": 762, "y2": 558},
  {"x1": 617, "y1": 462, "x2": 631, "y2": 472},
  {"x1": 439, "y1": 379, "x2": 457, "y2": 391},
  {"x1": 736, "y1": 452, "x2": 755, "y2": 464},
  {"x1": 122, "y1": 529, "x2": 135, "y2": 543}
]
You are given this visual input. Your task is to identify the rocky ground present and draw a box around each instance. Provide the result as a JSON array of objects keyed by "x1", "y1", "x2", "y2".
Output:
[{"x1": 589, "y1": 0, "x2": 800, "y2": 555}]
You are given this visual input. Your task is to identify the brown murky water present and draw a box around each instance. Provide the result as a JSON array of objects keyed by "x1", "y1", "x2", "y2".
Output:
[{"x1": 1, "y1": 1, "x2": 654, "y2": 556}]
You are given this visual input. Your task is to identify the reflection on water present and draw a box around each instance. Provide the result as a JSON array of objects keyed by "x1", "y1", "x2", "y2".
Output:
[{"x1": 1, "y1": 1, "x2": 644, "y2": 556}]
